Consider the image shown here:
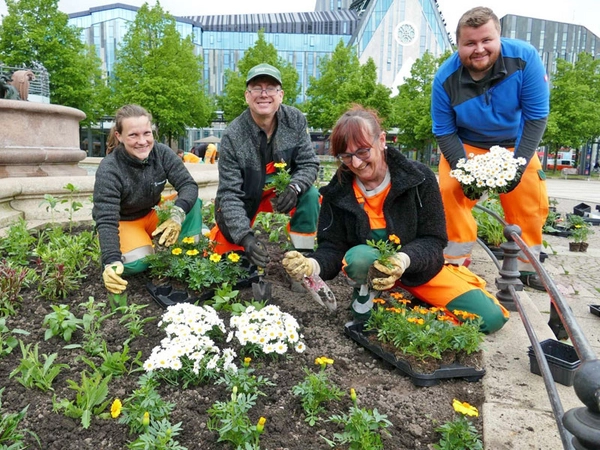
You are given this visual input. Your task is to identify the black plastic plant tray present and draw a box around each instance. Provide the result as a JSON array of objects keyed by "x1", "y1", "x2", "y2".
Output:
[
  {"x1": 528, "y1": 339, "x2": 580, "y2": 387},
  {"x1": 589, "y1": 305, "x2": 600, "y2": 317},
  {"x1": 146, "y1": 283, "x2": 207, "y2": 309},
  {"x1": 344, "y1": 321, "x2": 485, "y2": 387}
]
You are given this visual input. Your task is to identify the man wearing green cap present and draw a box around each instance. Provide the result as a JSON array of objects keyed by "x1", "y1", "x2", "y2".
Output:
[{"x1": 209, "y1": 63, "x2": 320, "y2": 274}]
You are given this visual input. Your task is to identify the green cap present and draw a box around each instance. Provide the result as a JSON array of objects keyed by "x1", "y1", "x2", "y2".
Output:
[{"x1": 246, "y1": 63, "x2": 282, "y2": 86}]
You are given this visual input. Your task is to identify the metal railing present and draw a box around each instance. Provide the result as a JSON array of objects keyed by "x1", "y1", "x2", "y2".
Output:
[{"x1": 476, "y1": 203, "x2": 600, "y2": 449}]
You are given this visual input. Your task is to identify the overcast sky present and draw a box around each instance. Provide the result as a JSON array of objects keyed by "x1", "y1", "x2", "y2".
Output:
[{"x1": 1, "y1": 0, "x2": 599, "y2": 40}]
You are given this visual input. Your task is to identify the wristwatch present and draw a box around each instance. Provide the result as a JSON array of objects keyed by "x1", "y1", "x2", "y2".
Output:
[{"x1": 290, "y1": 183, "x2": 302, "y2": 195}]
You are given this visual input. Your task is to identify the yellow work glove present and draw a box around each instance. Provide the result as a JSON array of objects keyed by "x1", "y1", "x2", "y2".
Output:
[
  {"x1": 371, "y1": 252, "x2": 411, "y2": 291},
  {"x1": 102, "y1": 261, "x2": 128, "y2": 294},
  {"x1": 282, "y1": 251, "x2": 319, "y2": 281},
  {"x1": 152, "y1": 205, "x2": 185, "y2": 247}
]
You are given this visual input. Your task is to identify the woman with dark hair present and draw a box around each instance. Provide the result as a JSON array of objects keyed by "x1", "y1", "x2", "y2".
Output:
[
  {"x1": 93, "y1": 104, "x2": 202, "y2": 294},
  {"x1": 282, "y1": 105, "x2": 509, "y2": 333}
]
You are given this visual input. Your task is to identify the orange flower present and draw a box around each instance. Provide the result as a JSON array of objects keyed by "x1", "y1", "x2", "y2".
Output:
[
  {"x1": 388, "y1": 234, "x2": 401, "y2": 245},
  {"x1": 373, "y1": 298, "x2": 386, "y2": 304},
  {"x1": 407, "y1": 317, "x2": 424, "y2": 325}
]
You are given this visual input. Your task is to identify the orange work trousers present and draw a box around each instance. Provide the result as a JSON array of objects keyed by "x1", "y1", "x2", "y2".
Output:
[{"x1": 439, "y1": 145, "x2": 548, "y2": 272}]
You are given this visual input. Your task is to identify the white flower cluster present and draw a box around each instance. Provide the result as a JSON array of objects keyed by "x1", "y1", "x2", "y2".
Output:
[
  {"x1": 229, "y1": 304, "x2": 306, "y2": 355},
  {"x1": 144, "y1": 303, "x2": 238, "y2": 375},
  {"x1": 450, "y1": 146, "x2": 526, "y2": 190}
]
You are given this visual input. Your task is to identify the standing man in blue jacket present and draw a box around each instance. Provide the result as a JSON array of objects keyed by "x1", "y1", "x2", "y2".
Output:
[
  {"x1": 432, "y1": 6, "x2": 550, "y2": 291},
  {"x1": 209, "y1": 63, "x2": 320, "y2": 270}
]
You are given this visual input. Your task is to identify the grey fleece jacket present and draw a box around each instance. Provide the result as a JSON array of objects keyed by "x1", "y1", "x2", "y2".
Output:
[
  {"x1": 93, "y1": 143, "x2": 198, "y2": 266},
  {"x1": 215, "y1": 104, "x2": 319, "y2": 245}
]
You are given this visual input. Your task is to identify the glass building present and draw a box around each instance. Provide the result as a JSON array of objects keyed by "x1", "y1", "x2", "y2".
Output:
[{"x1": 68, "y1": 0, "x2": 453, "y2": 102}]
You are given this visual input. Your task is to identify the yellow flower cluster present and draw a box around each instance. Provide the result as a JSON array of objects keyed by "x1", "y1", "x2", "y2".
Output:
[
  {"x1": 315, "y1": 356, "x2": 334, "y2": 367},
  {"x1": 452, "y1": 399, "x2": 479, "y2": 417}
]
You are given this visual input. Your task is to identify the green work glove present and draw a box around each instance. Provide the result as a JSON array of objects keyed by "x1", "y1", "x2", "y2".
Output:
[
  {"x1": 152, "y1": 205, "x2": 185, "y2": 247},
  {"x1": 102, "y1": 261, "x2": 128, "y2": 294},
  {"x1": 371, "y1": 252, "x2": 411, "y2": 291}
]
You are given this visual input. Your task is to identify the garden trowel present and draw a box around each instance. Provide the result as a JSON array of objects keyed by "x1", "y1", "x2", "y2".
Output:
[
  {"x1": 251, "y1": 266, "x2": 272, "y2": 300},
  {"x1": 301, "y1": 273, "x2": 337, "y2": 313}
]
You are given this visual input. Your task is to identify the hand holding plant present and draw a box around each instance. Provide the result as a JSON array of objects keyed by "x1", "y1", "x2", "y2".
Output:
[
  {"x1": 366, "y1": 235, "x2": 409, "y2": 290},
  {"x1": 264, "y1": 161, "x2": 291, "y2": 195}
]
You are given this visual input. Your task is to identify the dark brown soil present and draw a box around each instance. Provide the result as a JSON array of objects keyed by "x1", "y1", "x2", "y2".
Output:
[{"x1": 0, "y1": 237, "x2": 485, "y2": 450}]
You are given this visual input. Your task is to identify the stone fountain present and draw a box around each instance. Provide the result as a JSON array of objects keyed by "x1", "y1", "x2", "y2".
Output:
[{"x1": 0, "y1": 99, "x2": 87, "y2": 177}]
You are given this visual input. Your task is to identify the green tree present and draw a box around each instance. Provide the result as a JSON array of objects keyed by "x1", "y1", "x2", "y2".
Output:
[
  {"x1": 390, "y1": 50, "x2": 451, "y2": 163},
  {"x1": 218, "y1": 29, "x2": 300, "y2": 122},
  {"x1": 0, "y1": 0, "x2": 106, "y2": 124},
  {"x1": 543, "y1": 53, "x2": 600, "y2": 170},
  {"x1": 110, "y1": 1, "x2": 213, "y2": 141},
  {"x1": 305, "y1": 40, "x2": 392, "y2": 131}
]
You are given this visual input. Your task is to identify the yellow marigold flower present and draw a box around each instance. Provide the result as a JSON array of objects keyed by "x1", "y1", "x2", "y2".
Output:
[
  {"x1": 413, "y1": 306, "x2": 429, "y2": 315},
  {"x1": 257, "y1": 416, "x2": 267, "y2": 433},
  {"x1": 575, "y1": 224, "x2": 582, "y2": 229},
  {"x1": 274, "y1": 162, "x2": 287, "y2": 169},
  {"x1": 142, "y1": 411, "x2": 150, "y2": 426},
  {"x1": 373, "y1": 297, "x2": 386, "y2": 304},
  {"x1": 110, "y1": 399, "x2": 122, "y2": 419},
  {"x1": 388, "y1": 234, "x2": 400, "y2": 245},
  {"x1": 228, "y1": 253, "x2": 241, "y2": 263},
  {"x1": 209, "y1": 253, "x2": 222, "y2": 263},
  {"x1": 186, "y1": 249, "x2": 199, "y2": 256},
  {"x1": 244, "y1": 357, "x2": 251, "y2": 367},
  {"x1": 437, "y1": 315, "x2": 454, "y2": 322},
  {"x1": 390, "y1": 292, "x2": 404, "y2": 299},
  {"x1": 182, "y1": 237, "x2": 195, "y2": 244},
  {"x1": 350, "y1": 388, "x2": 357, "y2": 401},
  {"x1": 398, "y1": 299, "x2": 411, "y2": 305},
  {"x1": 315, "y1": 356, "x2": 334, "y2": 367},
  {"x1": 452, "y1": 399, "x2": 479, "y2": 417},
  {"x1": 407, "y1": 317, "x2": 424, "y2": 325},
  {"x1": 171, "y1": 248, "x2": 182, "y2": 255}
]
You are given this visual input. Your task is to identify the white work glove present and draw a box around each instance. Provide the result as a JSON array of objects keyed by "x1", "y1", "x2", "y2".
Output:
[
  {"x1": 371, "y1": 252, "x2": 411, "y2": 291},
  {"x1": 152, "y1": 205, "x2": 185, "y2": 247},
  {"x1": 282, "y1": 251, "x2": 320, "y2": 281},
  {"x1": 102, "y1": 261, "x2": 128, "y2": 294}
]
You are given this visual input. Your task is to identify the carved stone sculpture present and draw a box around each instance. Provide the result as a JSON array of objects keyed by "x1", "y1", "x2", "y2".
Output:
[
  {"x1": 0, "y1": 75, "x2": 20, "y2": 100},
  {"x1": 9, "y1": 70, "x2": 35, "y2": 101}
]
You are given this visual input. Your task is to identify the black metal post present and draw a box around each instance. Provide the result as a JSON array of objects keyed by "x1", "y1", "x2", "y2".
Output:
[{"x1": 495, "y1": 224, "x2": 523, "y2": 311}]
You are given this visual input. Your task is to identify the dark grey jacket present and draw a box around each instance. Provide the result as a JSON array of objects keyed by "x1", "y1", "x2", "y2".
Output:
[
  {"x1": 215, "y1": 104, "x2": 319, "y2": 244},
  {"x1": 93, "y1": 143, "x2": 198, "y2": 266},
  {"x1": 312, "y1": 148, "x2": 447, "y2": 286}
]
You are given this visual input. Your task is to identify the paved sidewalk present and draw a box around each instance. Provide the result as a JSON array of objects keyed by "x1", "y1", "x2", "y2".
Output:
[{"x1": 478, "y1": 178, "x2": 600, "y2": 449}]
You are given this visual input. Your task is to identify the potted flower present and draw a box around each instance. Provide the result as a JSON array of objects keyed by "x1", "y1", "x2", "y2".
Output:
[
  {"x1": 567, "y1": 214, "x2": 594, "y2": 252},
  {"x1": 366, "y1": 234, "x2": 402, "y2": 283},
  {"x1": 449, "y1": 146, "x2": 525, "y2": 200}
]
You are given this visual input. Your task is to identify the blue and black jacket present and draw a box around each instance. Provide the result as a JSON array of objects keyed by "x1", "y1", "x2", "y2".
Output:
[{"x1": 432, "y1": 38, "x2": 549, "y2": 167}]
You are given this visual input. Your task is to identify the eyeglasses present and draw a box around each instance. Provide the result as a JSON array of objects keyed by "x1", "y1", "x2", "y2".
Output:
[
  {"x1": 247, "y1": 87, "x2": 282, "y2": 96},
  {"x1": 337, "y1": 147, "x2": 371, "y2": 165}
]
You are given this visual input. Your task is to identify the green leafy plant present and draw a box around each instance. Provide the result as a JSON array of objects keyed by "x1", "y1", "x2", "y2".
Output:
[
  {"x1": 39, "y1": 193, "x2": 60, "y2": 225},
  {"x1": 0, "y1": 260, "x2": 31, "y2": 315},
  {"x1": 0, "y1": 387, "x2": 39, "y2": 449},
  {"x1": 9, "y1": 341, "x2": 69, "y2": 392},
  {"x1": 0, "y1": 217, "x2": 37, "y2": 266},
  {"x1": 366, "y1": 234, "x2": 402, "y2": 269},
  {"x1": 108, "y1": 292, "x2": 128, "y2": 312},
  {"x1": 52, "y1": 370, "x2": 112, "y2": 429},
  {"x1": 64, "y1": 297, "x2": 114, "y2": 356},
  {"x1": 118, "y1": 373, "x2": 176, "y2": 435},
  {"x1": 568, "y1": 214, "x2": 594, "y2": 243},
  {"x1": 433, "y1": 399, "x2": 482, "y2": 450},
  {"x1": 292, "y1": 357, "x2": 345, "y2": 426},
  {"x1": 253, "y1": 212, "x2": 291, "y2": 244},
  {"x1": 207, "y1": 386, "x2": 265, "y2": 449},
  {"x1": 201, "y1": 200, "x2": 215, "y2": 229},
  {"x1": 153, "y1": 199, "x2": 176, "y2": 226},
  {"x1": 323, "y1": 388, "x2": 392, "y2": 449},
  {"x1": 81, "y1": 341, "x2": 143, "y2": 378},
  {"x1": 126, "y1": 418, "x2": 187, "y2": 450},
  {"x1": 264, "y1": 161, "x2": 291, "y2": 194},
  {"x1": 61, "y1": 183, "x2": 84, "y2": 232},
  {"x1": 0, "y1": 318, "x2": 29, "y2": 358},
  {"x1": 205, "y1": 283, "x2": 267, "y2": 315},
  {"x1": 215, "y1": 357, "x2": 275, "y2": 396},
  {"x1": 365, "y1": 292, "x2": 485, "y2": 361},
  {"x1": 472, "y1": 196, "x2": 506, "y2": 247},
  {"x1": 117, "y1": 303, "x2": 156, "y2": 345},
  {"x1": 43, "y1": 304, "x2": 84, "y2": 342}
]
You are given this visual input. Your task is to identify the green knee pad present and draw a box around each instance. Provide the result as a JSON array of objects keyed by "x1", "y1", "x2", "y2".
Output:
[{"x1": 123, "y1": 259, "x2": 149, "y2": 275}]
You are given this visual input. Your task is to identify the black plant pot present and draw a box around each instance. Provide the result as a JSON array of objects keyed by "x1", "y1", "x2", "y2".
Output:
[{"x1": 528, "y1": 339, "x2": 580, "y2": 387}]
